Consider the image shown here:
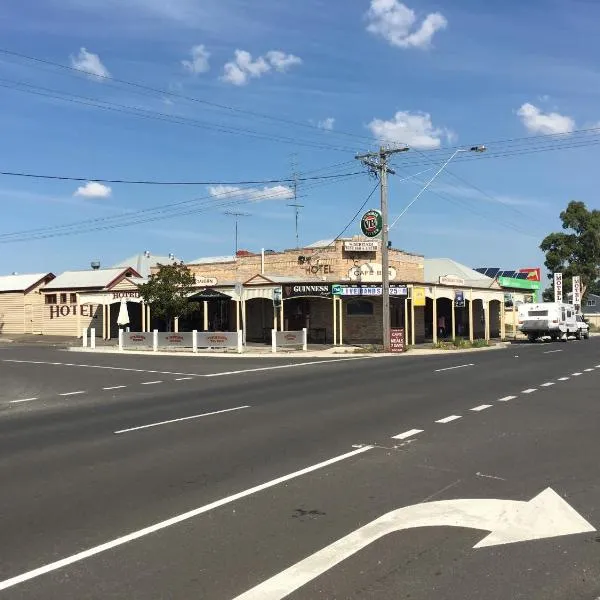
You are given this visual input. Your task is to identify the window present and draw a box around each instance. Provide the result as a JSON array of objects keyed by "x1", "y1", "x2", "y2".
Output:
[
  {"x1": 45, "y1": 294, "x2": 57, "y2": 305},
  {"x1": 70, "y1": 293, "x2": 77, "y2": 304},
  {"x1": 347, "y1": 300, "x2": 374, "y2": 316},
  {"x1": 587, "y1": 299, "x2": 596, "y2": 307},
  {"x1": 60, "y1": 293, "x2": 67, "y2": 304}
]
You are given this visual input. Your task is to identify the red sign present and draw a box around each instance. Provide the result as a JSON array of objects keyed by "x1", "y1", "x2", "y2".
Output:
[
  {"x1": 390, "y1": 328, "x2": 405, "y2": 353},
  {"x1": 519, "y1": 268, "x2": 541, "y2": 282}
]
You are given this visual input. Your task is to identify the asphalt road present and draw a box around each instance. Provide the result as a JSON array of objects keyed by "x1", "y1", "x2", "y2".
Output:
[{"x1": 0, "y1": 340, "x2": 599, "y2": 599}]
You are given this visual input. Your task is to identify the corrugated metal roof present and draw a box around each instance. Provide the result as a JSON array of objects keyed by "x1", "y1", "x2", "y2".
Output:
[
  {"x1": 0, "y1": 273, "x2": 52, "y2": 292},
  {"x1": 188, "y1": 255, "x2": 236, "y2": 265},
  {"x1": 424, "y1": 258, "x2": 496, "y2": 287},
  {"x1": 113, "y1": 253, "x2": 180, "y2": 278},
  {"x1": 45, "y1": 268, "x2": 133, "y2": 290}
]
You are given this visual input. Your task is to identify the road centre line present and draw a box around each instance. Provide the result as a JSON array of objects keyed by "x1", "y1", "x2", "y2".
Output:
[
  {"x1": 543, "y1": 350, "x2": 563, "y2": 354},
  {"x1": 103, "y1": 386, "x2": 126, "y2": 391},
  {"x1": 58, "y1": 391, "x2": 85, "y2": 397},
  {"x1": 584, "y1": 368, "x2": 594, "y2": 372},
  {"x1": 203, "y1": 357, "x2": 370, "y2": 377},
  {"x1": 175, "y1": 377, "x2": 193, "y2": 381},
  {"x1": 540, "y1": 382, "x2": 555, "y2": 387},
  {"x1": 434, "y1": 363, "x2": 474, "y2": 373},
  {"x1": 9, "y1": 397, "x2": 39, "y2": 404},
  {"x1": 392, "y1": 429, "x2": 423, "y2": 440},
  {"x1": 114, "y1": 406, "x2": 250, "y2": 434},
  {"x1": 558, "y1": 377, "x2": 570, "y2": 381},
  {"x1": 522, "y1": 388, "x2": 537, "y2": 394},
  {"x1": 140, "y1": 381, "x2": 162, "y2": 385},
  {"x1": 436, "y1": 415, "x2": 461, "y2": 424},
  {"x1": 572, "y1": 372, "x2": 583, "y2": 376},
  {"x1": 0, "y1": 445, "x2": 373, "y2": 592},
  {"x1": 497, "y1": 395, "x2": 517, "y2": 402},
  {"x1": 470, "y1": 405, "x2": 492, "y2": 412}
]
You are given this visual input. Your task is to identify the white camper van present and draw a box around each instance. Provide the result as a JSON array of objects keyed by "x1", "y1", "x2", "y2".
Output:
[{"x1": 518, "y1": 302, "x2": 579, "y2": 342}]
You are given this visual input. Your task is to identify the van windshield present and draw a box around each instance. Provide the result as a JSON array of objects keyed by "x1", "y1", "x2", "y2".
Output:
[{"x1": 528, "y1": 310, "x2": 548, "y2": 317}]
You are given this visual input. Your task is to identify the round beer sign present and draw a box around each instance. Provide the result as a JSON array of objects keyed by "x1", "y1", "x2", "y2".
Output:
[{"x1": 360, "y1": 209, "x2": 383, "y2": 238}]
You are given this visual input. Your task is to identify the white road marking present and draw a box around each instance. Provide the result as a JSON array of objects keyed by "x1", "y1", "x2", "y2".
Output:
[
  {"x1": 476, "y1": 472, "x2": 506, "y2": 481},
  {"x1": 435, "y1": 363, "x2": 474, "y2": 373},
  {"x1": 59, "y1": 391, "x2": 85, "y2": 397},
  {"x1": 540, "y1": 382, "x2": 555, "y2": 387},
  {"x1": 114, "y1": 406, "x2": 250, "y2": 434},
  {"x1": 0, "y1": 445, "x2": 373, "y2": 592},
  {"x1": 572, "y1": 372, "x2": 583, "y2": 376},
  {"x1": 584, "y1": 368, "x2": 594, "y2": 372},
  {"x1": 203, "y1": 357, "x2": 370, "y2": 377},
  {"x1": 232, "y1": 488, "x2": 595, "y2": 600},
  {"x1": 544, "y1": 350, "x2": 563, "y2": 354},
  {"x1": 558, "y1": 377, "x2": 570, "y2": 381},
  {"x1": 103, "y1": 386, "x2": 126, "y2": 391},
  {"x1": 174, "y1": 377, "x2": 193, "y2": 381},
  {"x1": 436, "y1": 415, "x2": 462, "y2": 424},
  {"x1": 497, "y1": 395, "x2": 517, "y2": 402},
  {"x1": 140, "y1": 381, "x2": 162, "y2": 386},
  {"x1": 9, "y1": 397, "x2": 39, "y2": 404},
  {"x1": 471, "y1": 405, "x2": 492, "y2": 412},
  {"x1": 522, "y1": 388, "x2": 537, "y2": 394},
  {"x1": 392, "y1": 429, "x2": 424, "y2": 440}
]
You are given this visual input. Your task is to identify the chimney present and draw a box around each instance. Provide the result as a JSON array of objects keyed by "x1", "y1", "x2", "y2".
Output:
[{"x1": 91, "y1": 261, "x2": 101, "y2": 270}]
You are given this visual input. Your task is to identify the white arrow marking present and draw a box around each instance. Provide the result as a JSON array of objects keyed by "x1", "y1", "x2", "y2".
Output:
[{"x1": 232, "y1": 488, "x2": 594, "y2": 600}]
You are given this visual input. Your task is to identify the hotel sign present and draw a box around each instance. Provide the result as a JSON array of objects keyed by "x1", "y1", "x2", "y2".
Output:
[
  {"x1": 195, "y1": 275, "x2": 218, "y2": 286},
  {"x1": 344, "y1": 241, "x2": 379, "y2": 252}
]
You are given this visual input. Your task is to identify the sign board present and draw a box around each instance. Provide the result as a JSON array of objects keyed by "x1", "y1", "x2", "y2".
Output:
[
  {"x1": 413, "y1": 287, "x2": 426, "y2": 307},
  {"x1": 390, "y1": 328, "x2": 405, "y2": 353},
  {"x1": 497, "y1": 276, "x2": 542, "y2": 290},
  {"x1": 344, "y1": 241, "x2": 379, "y2": 252},
  {"x1": 572, "y1": 276, "x2": 582, "y2": 309},
  {"x1": 332, "y1": 284, "x2": 407, "y2": 297},
  {"x1": 283, "y1": 284, "x2": 330, "y2": 299},
  {"x1": 122, "y1": 332, "x2": 153, "y2": 349},
  {"x1": 276, "y1": 331, "x2": 305, "y2": 347},
  {"x1": 519, "y1": 267, "x2": 541, "y2": 282},
  {"x1": 360, "y1": 209, "x2": 383, "y2": 238},
  {"x1": 196, "y1": 332, "x2": 240, "y2": 348},
  {"x1": 554, "y1": 273, "x2": 563, "y2": 303},
  {"x1": 273, "y1": 286, "x2": 282, "y2": 308},
  {"x1": 348, "y1": 263, "x2": 397, "y2": 282},
  {"x1": 157, "y1": 332, "x2": 194, "y2": 348},
  {"x1": 439, "y1": 275, "x2": 465, "y2": 286},
  {"x1": 455, "y1": 290, "x2": 465, "y2": 308},
  {"x1": 195, "y1": 276, "x2": 218, "y2": 286},
  {"x1": 112, "y1": 291, "x2": 140, "y2": 300}
]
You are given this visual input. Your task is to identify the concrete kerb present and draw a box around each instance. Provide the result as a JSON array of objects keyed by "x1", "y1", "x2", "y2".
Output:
[{"x1": 68, "y1": 342, "x2": 512, "y2": 359}]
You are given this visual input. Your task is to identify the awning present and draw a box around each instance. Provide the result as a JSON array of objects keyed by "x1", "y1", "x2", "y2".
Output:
[{"x1": 188, "y1": 288, "x2": 233, "y2": 301}]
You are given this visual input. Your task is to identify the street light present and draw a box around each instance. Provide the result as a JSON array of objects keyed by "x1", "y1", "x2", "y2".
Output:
[{"x1": 389, "y1": 145, "x2": 487, "y2": 230}]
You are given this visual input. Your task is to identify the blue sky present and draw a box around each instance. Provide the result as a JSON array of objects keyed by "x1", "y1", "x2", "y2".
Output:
[{"x1": 0, "y1": 0, "x2": 599, "y2": 280}]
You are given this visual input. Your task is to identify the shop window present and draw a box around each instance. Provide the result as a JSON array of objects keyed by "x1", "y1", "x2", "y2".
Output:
[
  {"x1": 70, "y1": 293, "x2": 77, "y2": 304},
  {"x1": 347, "y1": 300, "x2": 374, "y2": 316},
  {"x1": 45, "y1": 294, "x2": 57, "y2": 305},
  {"x1": 60, "y1": 293, "x2": 67, "y2": 304}
]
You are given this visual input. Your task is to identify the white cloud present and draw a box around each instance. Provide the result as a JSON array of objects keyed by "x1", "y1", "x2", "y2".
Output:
[
  {"x1": 317, "y1": 117, "x2": 335, "y2": 131},
  {"x1": 366, "y1": 0, "x2": 447, "y2": 49},
  {"x1": 208, "y1": 184, "x2": 293, "y2": 202},
  {"x1": 74, "y1": 181, "x2": 112, "y2": 199},
  {"x1": 368, "y1": 110, "x2": 452, "y2": 149},
  {"x1": 517, "y1": 102, "x2": 575, "y2": 135},
  {"x1": 221, "y1": 49, "x2": 302, "y2": 86},
  {"x1": 70, "y1": 47, "x2": 110, "y2": 79},
  {"x1": 181, "y1": 44, "x2": 211, "y2": 74}
]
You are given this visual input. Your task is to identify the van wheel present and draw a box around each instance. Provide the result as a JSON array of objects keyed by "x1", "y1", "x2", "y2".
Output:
[
  {"x1": 528, "y1": 334, "x2": 537, "y2": 343},
  {"x1": 576, "y1": 330, "x2": 583, "y2": 340}
]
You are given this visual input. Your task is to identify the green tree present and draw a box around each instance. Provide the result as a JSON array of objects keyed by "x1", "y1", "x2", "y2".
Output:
[
  {"x1": 540, "y1": 201, "x2": 600, "y2": 302},
  {"x1": 138, "y1": 262, "x2": 198, "y2": 331}
]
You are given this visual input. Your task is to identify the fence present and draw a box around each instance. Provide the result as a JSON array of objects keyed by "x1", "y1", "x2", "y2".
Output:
[
  {"x1": 271, "y1": 328, "x2": 308, "y2": 353},
  {"x1": 113, "y1": 330, "x2": 243, "y2": 353}
]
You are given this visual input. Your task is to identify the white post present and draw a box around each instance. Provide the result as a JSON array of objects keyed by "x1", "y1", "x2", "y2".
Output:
[
  {"x1": 192, "y1": 330, "x2": 198, "y2": 353},
  {"x1": 339, "y1": 297, "x2": 344, "y2": 346},
  {"x1": 271, "y1": 329, "x2": 277, "y2": 353},
  {"x1": 90, "y1": 328, "x2": 96, "y2": 349},
  {"x1": 82, "y1": 327, "x2": 88, "y2": 348},
  {"x1": 153, "y1": 329, "x2": 158, "y2": 352},
  {"x1": 118, "y1": 328, "x2": 124, "y2": 351},
  {"x1": 242, "y1": 300, "x2": 247, "y2": 346},
  {"x1": 237, "y1": 330, "x2": 243, "y2": 354},
  {"x1": 203, "y1": 301, "x2": 209, "y2": 331},
  {"x1": 303, "y1": 327, "x2": 308, "y2": 351},
  {"x1": 261, "y1": 248, "x2": 265, "y2": 274},
  {"x1": 333, "y1": 298, "x2": 337, "y2": 346}
]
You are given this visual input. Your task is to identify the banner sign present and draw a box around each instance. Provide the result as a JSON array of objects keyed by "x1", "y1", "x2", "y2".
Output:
[
  {"x1": 276, "y1": 331, "x2": 305, "y2": 346},
  {"x1": 282, "y1": 284, "x2": 331, "y2": 299},
  {"x1": 572, "y1": 276, "x2": 582, "y2": 309},
  {"x1": 122, "y1": 332, "x2": 153, "y2": 349},
  {"x1": 390, "y1": 328, "x2": 405, "y2": 353},
  {"x1": 454, "y1": 290, "x2": 465, "y2": 307},
  {"x1": 332, "y1": 284, "x2": 407, "y2": 297},
  {"x1": 413, "y1": 287, "x2": 426, "y2": 307},
  {"x1": 157, "y1": 332, "x2": 194, "y2": 348},
  {"x1": 554, "y1": 273, "x2": 563, "y2": 303},
  {"x1": 196, "y1": 332, "x2": 240, "y2": 348}
]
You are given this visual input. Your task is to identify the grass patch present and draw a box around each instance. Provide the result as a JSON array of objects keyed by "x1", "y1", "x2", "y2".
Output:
[{"x1": 434, "y1": 337, "x2": 491, "y2": 350}]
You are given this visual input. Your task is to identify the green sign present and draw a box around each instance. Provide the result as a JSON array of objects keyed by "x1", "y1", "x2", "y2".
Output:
[
  {"x1": 497, "y1": 276, "x2": 541, "y2": 290},
  {"x1": 360, "y1": 209, "x2": 383, "y2": 238}
]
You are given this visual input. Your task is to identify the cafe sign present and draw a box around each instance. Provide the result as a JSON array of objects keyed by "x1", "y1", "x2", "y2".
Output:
[{"x1": 348, "y1": 263, "x2": 397, "y2": 282}]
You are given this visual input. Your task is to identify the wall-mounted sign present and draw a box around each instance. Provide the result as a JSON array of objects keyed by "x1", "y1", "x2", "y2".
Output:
[
  {"x1": 195, "y1": 275, "x2": 218, "y2": 286},
  {"x1": 49, "y1": 305, "x2": 95, "y2": 319},
  {"x1": 497, "y1": 276, "x2": 542, "y2": 290},
  {"x1": 305, "y1": 264, "x2": 334, "y2": 275},
  {"x1": 454, "y1": 290, "x2": 465, "y2": 308},
  {"x1": 439, "y1": 275, "x2": 465, "y2": 286},
  {"x1": 572, "y1": 275, "x2": 582, "y2": 309},
  {"x1": 519, "y1": 267, "x2": 541, "y2": 282},
  {"x1": 413, "y1": 287, "x2": 426, "y2": 307},
  {"x1": 283, "y1": 284, "x2": 331, "y2": 298},
  {"x1": 348, "y1": 263, "x2": 397, "y2": 282},
  {"x1": 332, "y1": 284, "x2": 407, "y2": 297},
  {"x1": 112, "y1": 291, "x2": 140, "y2": 299},
  {"x1": 344, "y1": 241, "x2": 379, "y2": 252},
  {"x1": 360, "y1": 209, "x2": 383, "y2": 238},
  {"x1": 554, "y1": 272, "x2": 563, "y2": 303}
]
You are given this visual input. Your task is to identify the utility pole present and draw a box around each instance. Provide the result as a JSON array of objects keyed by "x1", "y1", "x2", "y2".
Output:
[
  {"x1": 288, "y1": 154, "x2": 303, "y2": 248},
  {"x1": 287, "y1": 203, "x2": 304, "y2": 248},
  {"x1": 356, "y1": 146, "x2": 409, "y2": 351},
  {"x1": 224, "y1": 211, "x2": 251, "y2": 255}
]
